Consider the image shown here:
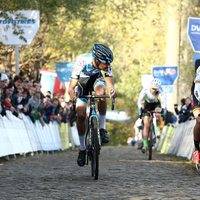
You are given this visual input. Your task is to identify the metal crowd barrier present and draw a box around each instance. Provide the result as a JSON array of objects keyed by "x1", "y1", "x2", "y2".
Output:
[{"x1": 158, "y1": 119, "x2": 195, "y2": 160}]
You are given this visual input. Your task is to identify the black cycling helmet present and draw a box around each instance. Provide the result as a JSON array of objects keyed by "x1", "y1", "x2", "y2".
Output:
[{"x1": 92, "y1": 44, "x2": 113, "y2": 64}]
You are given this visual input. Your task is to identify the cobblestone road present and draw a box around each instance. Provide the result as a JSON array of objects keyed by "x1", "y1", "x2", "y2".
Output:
[{"x1": 0, "y1": 146, "x2": 199, "y2": 200}]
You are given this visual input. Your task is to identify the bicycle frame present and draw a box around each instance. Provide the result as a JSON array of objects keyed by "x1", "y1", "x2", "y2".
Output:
[
  {"x1": 141, "y1": 110, "x2": 162, "y2": 160},
  {"x1": 87, "y1": 97, "x2": 101, "y2": 151},
  {"x1": 73, "y1": 89, "x2": 115, "y2": 179}
]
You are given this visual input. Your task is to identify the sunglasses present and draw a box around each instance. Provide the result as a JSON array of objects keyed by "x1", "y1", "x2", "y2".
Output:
[{"x1": 151, "y1": 88, "x2": 158, "y2": 91}]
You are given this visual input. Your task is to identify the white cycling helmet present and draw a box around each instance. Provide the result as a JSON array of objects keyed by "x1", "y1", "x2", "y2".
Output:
[{"x1": 151, "y1": 78, "x2": 161, "y2": 89}]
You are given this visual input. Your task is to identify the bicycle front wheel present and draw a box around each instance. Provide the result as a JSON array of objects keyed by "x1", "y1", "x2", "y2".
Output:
[
  {"x1": 149, "y1": 122, "x2": 154, "y2": 160},
  {"x1": 91, "y1": 117, "x2": 99, "y2": 180}
]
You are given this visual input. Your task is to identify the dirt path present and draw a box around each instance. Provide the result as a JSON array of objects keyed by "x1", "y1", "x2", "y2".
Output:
[{"x1": 0, "y1": 146, "x2": 199, "y2": 200}]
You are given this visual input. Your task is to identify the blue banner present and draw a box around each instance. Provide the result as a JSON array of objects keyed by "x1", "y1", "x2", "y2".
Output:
[
  {"x1": 40, "y1": 74, "x2": 55, "y2": 93},
  {"x1": 193, "y1": 54, "x2": 200, "y2": 65},
  {"x1": 151, "y1": 66, "x2": 178, "y2": 86},
  {"x1": 56, "y1": 62, "x2": 75, "y2": 82},
  {"x1": 161, "y1": 85, "x2": 174, "y2": 93},
  {"x1": 188, "y1": 17, "x2": 200, "y2": 52}
]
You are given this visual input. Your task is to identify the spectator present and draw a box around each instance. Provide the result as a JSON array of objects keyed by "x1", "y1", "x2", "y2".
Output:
[
  {"x1": 179, "y1": 97, "x2": 194, "y2": 123},
  {"x1": 0, "y1": 73, "x2": 9, "y2": 116},
  {"x1": 27, "y1": 81, "x2": 33, "y2": 92},
  {"x1": 164, "y1": 110, "x2": 175, "y2": 125},
  {"x1": 34, "y1": 101, "x2": 45, "y2": 126},
  {"x1": 19, "y1": 88, "x2": 29, "y2": 113},
  {"x1": 174, "y1": 98, "x2": 185, "y2": 123},
  {"x1": 25, "y1": 91, "x2": 41, "y2": 123},
  {"x1": 0, "y1": 73, "x2": 9, "y2": 95},
  {"x1": 43, "y1": 99, "x2": 52, "y2": 124},
  {"x1": 49, "y1": 98, "x2": 62, "y2": 125},
  {"x1": 1, "y1": 80, "x2": 22, "y2": 120},
  {"x1": 62, "y1": 103, "x2": 70, "y2": 123},
  {"x1": 22, "y1": 79, "x2": 29, "y2": 90},
  {"x1": 47, "y1": 91, "x2": 52, "y2": 98},
  {"x1": 45, "y1": 93, "x2": 51, "y2": 99},
  {"x1": 29, "y1": 86, "x2": 36, "y2": 97},
  {"x1": 53, "y1": 93, "x2": 59, "y2": 99},
  {"x1": 67, "y1": 100, "x2": 77, "y2": 127},
  {"x1": 11, "y1": 75, "x2": 23, "y2": 109},
  {"x1": 134, "y1": 118, "x2": 143, "y2": 145},
  {"x1": 33, "y1": 80, "x2": 38, "y2": 87},
  {"x1": 35, "y1": 82, "x2": 45, "y2": 100},
  {"x1": 16, "y1": 87, "x2": 24, "y2": 105},
  {"x1": 59, "y1": 95, "x2": 64, "y2": 104}
]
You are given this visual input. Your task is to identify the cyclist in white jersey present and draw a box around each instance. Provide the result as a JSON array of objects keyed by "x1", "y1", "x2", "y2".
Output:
[
  {"x1": 68, "y1": 44, "x2": 117, "y2": 167},
  {"x1": 137, "y1": 78, "x2": 166, "y2": 153}
]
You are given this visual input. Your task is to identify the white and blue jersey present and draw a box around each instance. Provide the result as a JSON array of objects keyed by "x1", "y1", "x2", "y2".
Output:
[
  {"x1": 71, "y1": 53, "x2": 113, "y2": 79},
  {"x1": 137, "y1": 87, "x2": 166, "y2": 109}
]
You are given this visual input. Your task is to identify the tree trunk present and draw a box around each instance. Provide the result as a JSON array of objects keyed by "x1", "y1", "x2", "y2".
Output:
[{"x1": 165, "y1": 0, "x2": 181, "y2": 112}]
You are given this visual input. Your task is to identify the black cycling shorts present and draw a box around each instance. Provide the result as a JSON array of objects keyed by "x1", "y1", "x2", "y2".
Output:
[
  {"x1": 143, "y1": 100, "x2": 161, "y2": 117},
  {"x1": 74, "y1": 73, "x2": 106, "y2": 105}
]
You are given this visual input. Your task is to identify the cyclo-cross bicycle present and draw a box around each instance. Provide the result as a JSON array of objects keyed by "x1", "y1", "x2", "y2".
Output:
[
  {"x1": 141, "y1": 110, "x2": 162, "y2": 160},
  {"x1": 74, "y1": 89, "x2": 115, "y2": 180}
]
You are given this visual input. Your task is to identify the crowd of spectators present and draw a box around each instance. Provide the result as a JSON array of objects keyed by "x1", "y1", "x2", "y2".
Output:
[
  {"x1": 174, "y1": 97, "x2": 194, "y2": 123},
  {"x1": 0, "y1": 69, "x2": 76, "y2": 127}
]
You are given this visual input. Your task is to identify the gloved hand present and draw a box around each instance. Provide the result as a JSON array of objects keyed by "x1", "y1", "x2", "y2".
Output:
[
  {"x1": 138, "y1": 108, "x2": 142, "y2": 115},
  {"x1": 162, "y1": 108, "x2": 167, "y2": 116}
]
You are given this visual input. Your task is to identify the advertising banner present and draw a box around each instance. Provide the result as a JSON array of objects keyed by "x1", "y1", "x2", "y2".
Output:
[
  {"x1": 193, "y1": 54, "x2": 200, "y2": 65},
  {"x1": 188, "y1": 17, "x2": 200, "y2": 52},
  {"x1": 40, "y1": 69, "x2": 66, "y2": 95},
  {"x1": 106, "y1": 110, "x2": 131, "y2": 122},
  {"x1": 151, "y1": 66, "x2": 178, "y2": 93},
  {"x1": 0, "y1": 10, "x2": 40, "y2": 45},
  {"x1": 56, "y1": 62, "x2": 75, "y2": 82}
]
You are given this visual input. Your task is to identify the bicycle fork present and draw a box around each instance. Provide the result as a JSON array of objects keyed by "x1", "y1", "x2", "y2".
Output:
[{"x1": 86, "y1": 122, "x2": 101, "y2": 165}]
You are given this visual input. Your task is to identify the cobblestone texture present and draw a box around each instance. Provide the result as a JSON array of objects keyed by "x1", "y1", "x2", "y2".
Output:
[{"x1": 0, "y1": 146, "x2": 199, "y2": 200}]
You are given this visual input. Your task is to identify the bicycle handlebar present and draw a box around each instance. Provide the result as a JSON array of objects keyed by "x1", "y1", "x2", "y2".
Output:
[
  {"x1": 79, "y1": 95, "x2": 110, "y2": 98},
  {"x1": 146, "y1": 111, "x2": 162, "y2": 114},
  {"x1": 140, "y1": 110, "x2": 162, "y2": 118},
  {"x1": 73, "y1": 95, "x2": 115, "y2": 111}
]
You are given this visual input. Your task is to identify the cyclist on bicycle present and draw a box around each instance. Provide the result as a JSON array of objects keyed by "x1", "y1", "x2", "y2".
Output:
[
  {"x1": 191, "y1": 59, "x2": 200, "y2": 165},
  {"x1": 68, "y1": 44, "x2": 117, "y2": 167},
  {"x1": 137, "y1": 78, "x2": 166, "y2": 153}
]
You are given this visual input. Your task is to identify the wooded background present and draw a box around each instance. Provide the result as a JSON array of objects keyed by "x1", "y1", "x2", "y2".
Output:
[{"x1": 0, "y1": 0, "x2": 199, "y2": 145}]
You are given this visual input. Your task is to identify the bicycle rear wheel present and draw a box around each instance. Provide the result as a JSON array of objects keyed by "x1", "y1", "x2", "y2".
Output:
[
  {"x1": 91, "y1": 117, "x2": 99, "y2": 180},
  {"x1": 149, "y1": 122, "x2": 154, "y2": 160}
]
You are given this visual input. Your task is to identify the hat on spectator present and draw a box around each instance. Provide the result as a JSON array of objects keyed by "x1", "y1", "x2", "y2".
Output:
[
  {"x1": 6, "y1": 80, "x2": 13, "y2": 89},
  {"x1": 1, "y1": 73, "x2": 8, "y2": 81},
  {"x1": 24, "y1": 78, "x2": 29, "y2": 82},
  {"x1": 60, "y1": 95, "x2": 64, "y2": 99},
  {"x1": 45, "y1": 95, "x2": 51, "y2": 99}
]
